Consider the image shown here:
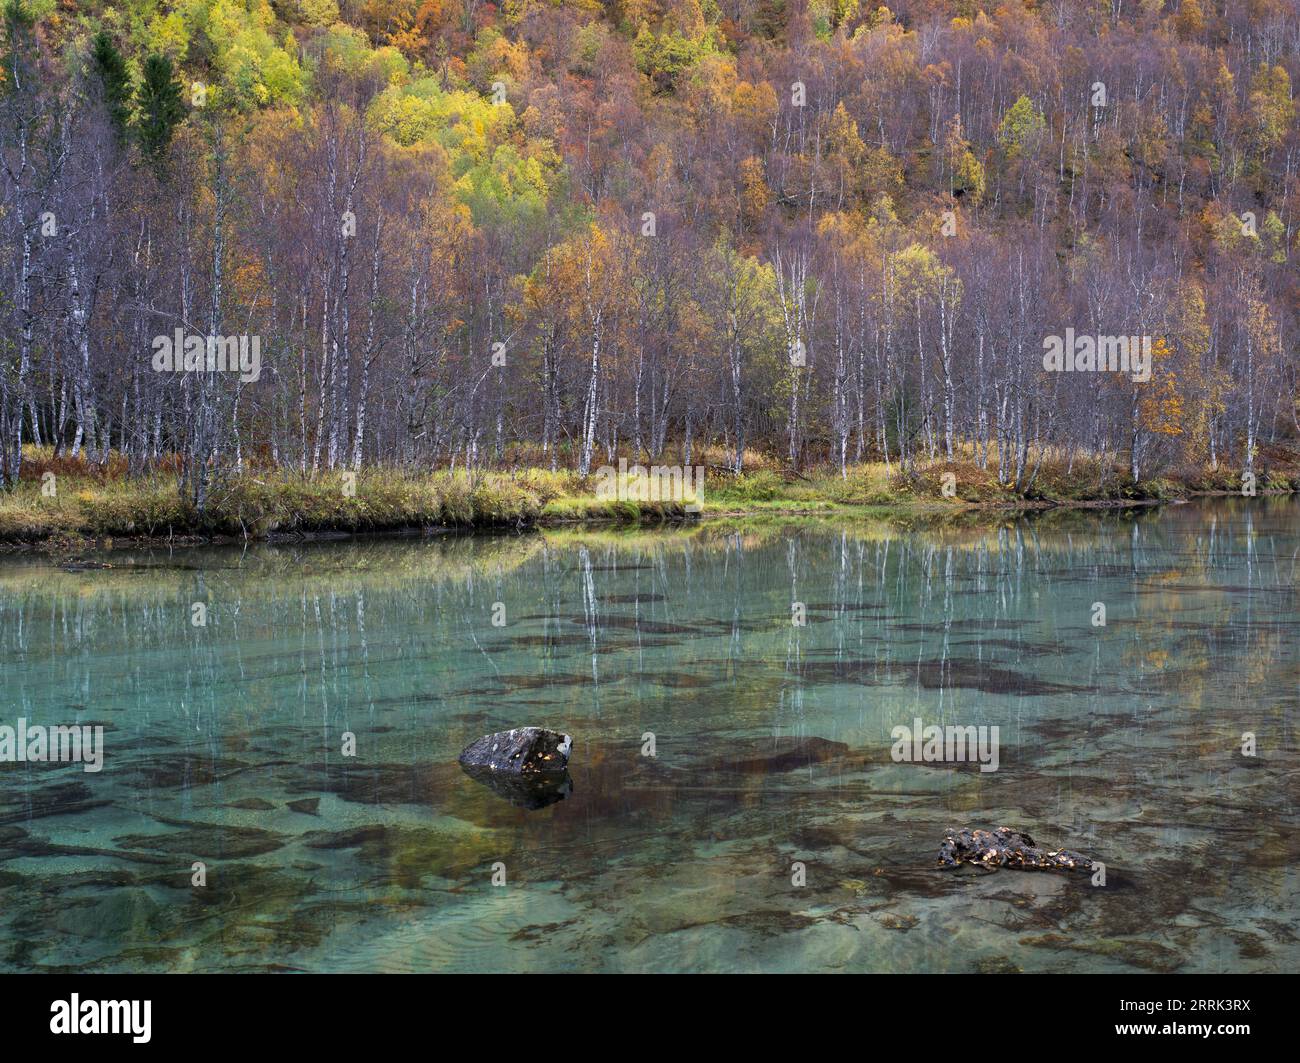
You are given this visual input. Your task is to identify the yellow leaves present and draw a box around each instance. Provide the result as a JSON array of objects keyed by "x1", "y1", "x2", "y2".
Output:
[
  {"x1": 388, "y1": 25, "x2": 427, "y2": 57},
  {"x1": 891, "y1": 242, "x2": 959, "y2": 305},
  {"x1": 825, "y1": 102, "x2": 865, "y2": 163},
  {"x1": 1247, "y1": 64, "x2": 1295, "y2": 155},
  {"x1": 816, "y1": 210, "x2": 859, "y2": 243},
  {"x1": 739, "y1": 156, "x2": 771, "y2": 227},
  {"x1": 941, "y1": 113, "x2": 984, "y2": 203},
  {"x1": 148, "y1": 12, "x2": 190, "y2": 59},
  {"x1": 368, "y1": 80, "x2": 514, "y2": 159},
  {"x1": 1174, "y1": 0, "x2": 1205, "y2": 38},
  {"x1": 997, "y1": 95, "x2": 1047, "y2": 159},
  {"x1": 686, "y1": 52, "x2": 738, "y2": 110},
  {"x1": 870, "y1": 191, "x2": 900, "y2": 229},
  {"x1": 1138, "y1": 337, "x2": 1185, "y2": 437},
  {"x1": 468, "y1": 30, "x2": 531, "y2": 94},
  {"x1": 231, "y1": 259, "x2": 268, "y2": 310},
  {"x1": 666, "y1": 0, "x2": 708, "y2": 39},
  {"x1": 1132, "y1": 109, "x2": 1171, "y2": 170},
  {"x1": 1243, "y1": 290, "x2": 1281, "y2": 363},
  {"x1": 1162, "y1": 283, "x2": 1217, "y2": 461},
  {"x1": 299, "y1": 0, "x2": 341, "y2": 27},
  {"x1": 370, "y1": 88, "x2": 433, "y2": 146},
  {"x1": 732, "y1": 80, "x2": 778, "y2": 132},
  {"x1": 535, "y1": 223, "x2": 620, "y2": 326},
  {"x1": 1174, "y1": 281, "x2": 1210, "y2": 361},
  {"x1": 921, "y1": 60, "x2": 951, "y2": 90},
  {"x1": 817, "y1": 210, "x2": 887, "y2": 271},
  {"x1": 1212, "y1": 59, "x2": 1235, "y2": 107},
  {"x1": 833, "y1": 0, "x2": 860, "y2": 26},
  {"x1": 819, "y1": 102, "x2": 872, "y2": 204},
  {"x1": 1146, "y1": 648, "x2": 1169, "y2": 671}
]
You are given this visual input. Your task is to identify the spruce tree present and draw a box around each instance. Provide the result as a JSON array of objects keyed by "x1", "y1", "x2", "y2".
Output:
[
  {"x1": 136, "y1": 53, "x2": 184, "y2": 168},
  {"x1": 90, "y1": 31, "x2": 132, "y2": 141}
]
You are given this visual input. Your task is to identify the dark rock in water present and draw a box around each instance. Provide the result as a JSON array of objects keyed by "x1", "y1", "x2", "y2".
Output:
[
  {"x1": 938, "y1": 826, "x2": 1095, "y2": 873},
  {"x1": 226, "y1": 798, "x2": 276, "y2": 811},
  {"x1": 458, "y1": 727, "x2": 573, "y2": 809},
  {"x1": 286, "y1": 798, "x2": 320, "y2": 816},
  {"x1": 0, "y1": 826, "x2": 28, "y2": 846},
  {"x1": 302, "y1": 826, "x2": 394, "y2": 850},
  {"x1": 707, "y1": 735, "x2": 850, "y2": 776},
  {"x1": 0, "y1": 781, "x2": 113, "y2": 825},
  {"x1": 113, "y1": 819, "x2": 286, "y2": 859},
  {"x1": 458, "y1": 727, "x2": 572, "y2": 775},
  {"x1": 915, "y1": 660, "x2": 1093, "y2": 697}
]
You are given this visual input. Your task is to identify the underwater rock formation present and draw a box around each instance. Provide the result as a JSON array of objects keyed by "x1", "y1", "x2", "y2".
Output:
[
  {"x1": 938, "y1": 827, "x2": 1095, "y2": 873},
  {"x1": 458, "y1": 727, "x2": 573, "y2": 809},
  {"x1": 461, "y1": 768, "x2": 573, "y2": 810}
]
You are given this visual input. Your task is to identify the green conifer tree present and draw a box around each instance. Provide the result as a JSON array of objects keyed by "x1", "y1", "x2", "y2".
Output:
[
  {"x1": 90, "y1": 31, "x2": 132, "y2": 141},
  {"x1": 136, "y1": 53, "x2": 185, "y2": 168}
]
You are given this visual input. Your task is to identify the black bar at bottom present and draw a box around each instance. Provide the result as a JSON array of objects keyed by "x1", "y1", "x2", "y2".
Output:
[{"x1": 0, "y1": 973, "x2": 1290, "y2": 1050}]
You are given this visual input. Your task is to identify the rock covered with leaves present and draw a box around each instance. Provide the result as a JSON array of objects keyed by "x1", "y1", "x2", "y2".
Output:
[
  {"x1": 458, "y1": 727, "x2": 574, "y2": 810},
  {"x1": 938, "y1": 826, "x2": 1095, "y2": 873},
  {"x1": 459, "y1": 726, "x2": 573, "y2": 775}
]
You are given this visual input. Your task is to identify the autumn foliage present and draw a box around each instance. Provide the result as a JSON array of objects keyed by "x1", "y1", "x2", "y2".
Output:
[{"x1": 0, "y1": 0, "x2": 1297, "y2": 503}]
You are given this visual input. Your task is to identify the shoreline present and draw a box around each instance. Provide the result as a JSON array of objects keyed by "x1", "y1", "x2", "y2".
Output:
[{"x1": 1, "y1": 488, "x2": 1290, "y2": 556}]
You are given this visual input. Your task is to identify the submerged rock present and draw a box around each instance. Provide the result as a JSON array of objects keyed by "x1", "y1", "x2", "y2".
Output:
[
  {"x1": 463, "y1": 769, "x2": 573, "y2": 810},
  {"x1": 458, "y1": 727, "x2": 572, "y2": 775},
  {"x1": 707, "y1": 735, "x2": 850, "y2": 776},
  {"x1": 458, "y1": 727, "x2": 573, "y2": 810},
  {"x1": 938, "y1": 826, "x2": 1094, "y2": 873},
  {"x1": 225, "y1": 798, "x2": 276, "y2": 811},
  {"x1": 974, "y1": 955, "x2": 1023, "y2": 974}
]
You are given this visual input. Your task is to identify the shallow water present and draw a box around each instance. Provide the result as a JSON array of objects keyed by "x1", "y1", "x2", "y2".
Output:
[{"x1": 0, "y1": 497, "x2": 1296, "y2": 973}]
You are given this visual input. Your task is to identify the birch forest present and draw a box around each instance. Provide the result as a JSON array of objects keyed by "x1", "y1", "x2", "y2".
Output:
[{"x1": 2, "y1": 0, "x2": 1298, "y2": 505}]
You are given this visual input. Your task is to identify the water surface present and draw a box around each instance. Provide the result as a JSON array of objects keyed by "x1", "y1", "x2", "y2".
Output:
[{"x1": 1, "y1": 498, "x2": 1296, "y2": 972}]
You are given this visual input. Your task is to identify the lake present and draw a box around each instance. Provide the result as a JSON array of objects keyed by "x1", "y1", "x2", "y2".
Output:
[{"x1": 0, "y1": 497, "x2": 1296, "y2": 972}]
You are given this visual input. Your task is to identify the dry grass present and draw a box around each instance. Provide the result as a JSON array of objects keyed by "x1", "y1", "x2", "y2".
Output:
[{"x1": 2, "y1": 441, "x2": 1294, "y2": 544}]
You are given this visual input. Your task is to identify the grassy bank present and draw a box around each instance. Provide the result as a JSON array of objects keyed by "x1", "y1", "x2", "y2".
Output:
[
  {"x1": 0, "y1": 454, "x2": 697, "y2": 544},
  {"x1": 1, "y1": 444, "x2": 1296, "y2": 547}
]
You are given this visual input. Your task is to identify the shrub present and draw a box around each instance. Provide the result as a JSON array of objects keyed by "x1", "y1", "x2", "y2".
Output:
[{"x1": 716, "y1": 469, "x2": 784, "y2": 502}]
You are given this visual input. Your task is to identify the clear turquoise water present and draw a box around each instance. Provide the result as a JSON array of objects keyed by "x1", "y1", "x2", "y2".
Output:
[{"x1": 0, "y1": 497, "x2": 1296, "y2": 972}]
